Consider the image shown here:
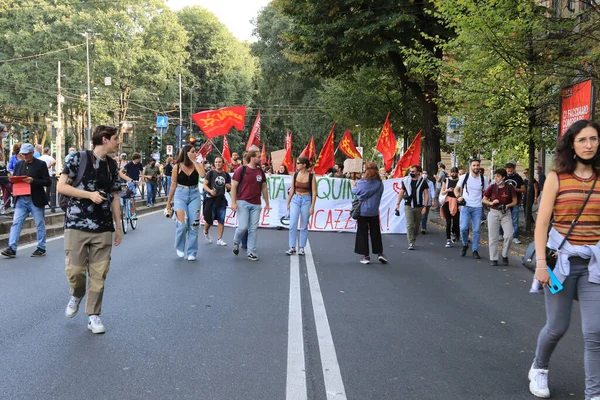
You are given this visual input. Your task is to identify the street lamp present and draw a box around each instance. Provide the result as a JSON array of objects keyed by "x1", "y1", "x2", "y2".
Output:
[{"x1": 80, "y1": 30, "x2": 99, "y2": 149}]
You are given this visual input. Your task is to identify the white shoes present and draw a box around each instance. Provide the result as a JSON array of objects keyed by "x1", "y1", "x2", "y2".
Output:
[
  {"x1": 513, "y1": 238, "x2": 522, "y2": 244},
  {"x1": 528, "y1": 363, "x2": 550, "y2": 398},
  {"x1": 87, "y1": 315, "x2": 106, "y2": 334},
  {"x1": 204, "y1": 232, "x2": 213, "y2": 244},
  {"x1": 176, "y1": 250, "x2": 185, "y2": 258},
  {"x1": 65, "y1": 296, "x2": 81, "y2": 318},
  {"x1": 217, "y1": 239, "x2": 227, "y2": 246},
  {"x1": 187, "y1": 254, "x2": 196, "y2": 261}
]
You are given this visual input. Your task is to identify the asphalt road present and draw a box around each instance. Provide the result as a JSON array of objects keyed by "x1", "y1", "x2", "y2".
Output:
[{"x1": 0, "y1": 212, "x2": 587, "y2": 399}]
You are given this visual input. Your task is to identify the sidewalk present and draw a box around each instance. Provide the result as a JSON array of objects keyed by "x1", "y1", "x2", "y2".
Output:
[{"x1": 427, "y1": 208, "x2": 534, "y2": 272}]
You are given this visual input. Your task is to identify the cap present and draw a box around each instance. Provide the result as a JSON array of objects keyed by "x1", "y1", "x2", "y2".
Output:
[{"x1": 19, "y1": 143, "x2": 35, "y2": 154}]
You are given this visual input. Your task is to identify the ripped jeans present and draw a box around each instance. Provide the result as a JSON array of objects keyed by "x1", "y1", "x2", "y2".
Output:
[{"x1": 173, "y1": 185, "x2": 201, "y2": 257}]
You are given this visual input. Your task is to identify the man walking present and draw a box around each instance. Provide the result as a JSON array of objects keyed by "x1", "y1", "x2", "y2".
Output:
[
  {"x1": 57, "y1": 125, "x2": 122, "y2": 334},
  {"x1": 421, "y1": 169, "x2": 436, "y2": 234},
  {"x1": 454, "y1": 158, "x2": 488, "y2": 259},
  {"x1": 1, "y1": 143, "x2": 51, "y2": 258},
  {"x1": 231, "y1": 150, "x2": 270, "y2": 260},
  {"x1": 203, "y1": 156, "x2": 231, "y2": 246},
  {"x1": 434, "y1": 162, "x2": 447, "y2": 210},
  {"x1": 395, "y1": 165, "x2": 428, "y2": 250},
  {"x1": 143, "y1": 157, "x2": 160, "y2": 206},
  {"x1": 504, "y1": 162, "x2": 525, "y2": 244}
]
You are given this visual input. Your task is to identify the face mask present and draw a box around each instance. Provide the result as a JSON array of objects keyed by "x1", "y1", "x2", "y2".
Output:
[
  {"x1": 410, "y1": 172, "x2": 416, "y2": 178},
  {"x1": 576, "y1": 154, "x2": 599, "y2": 165},
  {"x1": 422, "y1": 173, "x2": 428, "y2": 179},
  {"x1": 497, "y1": 179, "x2": 505, "y2": 185},
  {"x1": 451, "y1": 174, "x2": 458, "y2": 179}
]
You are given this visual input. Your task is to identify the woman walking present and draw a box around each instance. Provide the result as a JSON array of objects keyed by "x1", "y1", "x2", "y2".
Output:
[
  {"x1": 529, "y1": 120, "x2": 600, "y2": 399},
  {"x1": 351, "y1": 162, "x2": 385, "y2": 264},
  {"x1": 165, "y1": 145, "x2": 206, "y2": 261},
  {"x1": 440, "y1": 167, "x2": 460, "y2": 247},
  {"x1": 163, "y1": 157, "x2": 174, "y2": 196},
  {"x1": 482, "y1": 168, "x2": 517, "y2": 266},
  {"x1": 285, "y1": 156, "x2": 317, "y2": 255}
]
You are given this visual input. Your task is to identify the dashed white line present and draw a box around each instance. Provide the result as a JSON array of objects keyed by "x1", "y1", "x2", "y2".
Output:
[{"x1": 286, "y1": 252, "x2": 308, "y2": 400}]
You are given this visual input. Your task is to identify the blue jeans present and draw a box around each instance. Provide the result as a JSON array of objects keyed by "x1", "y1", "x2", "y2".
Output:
[
  {"x1": 165, "y1": 176, "x2": 172, "y2": 198},
  {"x1": 233, "y1": 200, "x2": 262, "y2": 255},
  {"x1": 9, "y1": 196, "x2": 46, "y2": 251},
  {"x1": 289, "y1": 194, "x2": 311, "y2": 248},
  {"x1": 146, "y1": 182, "x2": 157, "y2": 205},
  {"x1": 511, "y1": 205, "x2": 520, "y2": 239},
  {"x1": 460, "y1": 206, "x2": 483, "y2": 251},
  {"x1": 421, "y1": 206, "x2": 431, "y2": 230},
  {"x1": 174, "y1": 186, "x2": 201, "y2": 258}
]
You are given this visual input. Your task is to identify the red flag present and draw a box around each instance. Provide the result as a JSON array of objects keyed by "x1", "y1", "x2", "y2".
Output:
[
  {"x1": 191, "y1": 106, "x2": 246, "y2": 139},
  {"x1": 393, "y1": 131, "x2": 422, "y2": 178},
  {"x1": 222, "y1": 136, "x2": 232, "y2": 165},
  {"x1": 337, "y1": 129, "x2": 361, "y2": 159},
  {"x1": 246, "y1": 111, "x2": 261, "y2": 151},
  {"x1": 313, "y1": 123, "x2": 336, "y2": 175},
  {"x1": 299, "y1": 135, "x2": 316, "y2": 161},
  {"x1": 282, "y1": 131, "x2": 294, "y2": 172},
  {"x1": 198, "y1": 140, "x2": 213, "y2": 158},
  {"x1": 376, "y1": 113, "x2": 397, "y2": 170},
  {"x1": 261, "y1": 143, "x2": 267, "y2": 164}
]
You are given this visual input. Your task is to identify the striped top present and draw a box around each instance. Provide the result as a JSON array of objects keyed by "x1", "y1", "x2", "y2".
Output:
[{"x1": 552, "y1": 173, "x2": 600, "y2": 245}]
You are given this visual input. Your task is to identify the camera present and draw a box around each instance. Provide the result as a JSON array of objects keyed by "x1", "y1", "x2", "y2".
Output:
[
  {"x1": 498, "y1": 204, "x2": 506, "y2": 213},
  {"x1": 394, "y1": 209, "x2": 400, "y2": 216},
  {"x1": 98, "y1": 191, "x2": 114, "y2": 212},
  {"x1": 457, "y1": 198, "x2": 466, "y2": 206}
]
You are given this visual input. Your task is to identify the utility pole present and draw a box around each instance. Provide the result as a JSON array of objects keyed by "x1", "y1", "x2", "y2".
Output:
[
  {"x1": 189, "y1": 88, "x2": 193, "y2": 133},
  {"x1": 56, "y1": 61, "x2": 64, "y2": 172},
  {"x1": 179, "y1": 74, "x2": 183, "y2": 126},
  {"x1": 84, "y1": 32, "x2": 92, "y2": 149}
]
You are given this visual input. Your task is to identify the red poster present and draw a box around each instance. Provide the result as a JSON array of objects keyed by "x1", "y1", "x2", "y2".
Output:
[{"x1": 560, "y1": 80, "x2": 594, "y2": 136}]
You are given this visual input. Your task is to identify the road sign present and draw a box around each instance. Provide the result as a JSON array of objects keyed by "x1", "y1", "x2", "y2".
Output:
[
  {"x1": 446, "y1": 116, "x2": 464, "y2": 144},
  {"x1": 166, "y1": 145, "x2": 173, "y2": 156},
  {"x1": 152, "y1": 152, "x2": 160, "y2": 161},
  {"x1": 156, "y1": 116, "x2": 168, "y2": 128}
]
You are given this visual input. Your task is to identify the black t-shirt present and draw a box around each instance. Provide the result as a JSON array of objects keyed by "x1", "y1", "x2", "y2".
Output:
[
  {"x1": 164, "y1": 163, "x2": 173, "y2": 177},
  {"x1": 446, "y1": 178, "x2": 459, "y2": 198},
  {"x1": 205, "y1": 170, "x2": 231, "y2": 199},
  {"x1": 63, "y1": 151, "x2": 120, "y2": 233},
  {"x1": 123, "y1": 161, "x2": 143, "y2": 181},
  {"x1": 506, "y1": 173, "x2": 524, "y2": 201}
]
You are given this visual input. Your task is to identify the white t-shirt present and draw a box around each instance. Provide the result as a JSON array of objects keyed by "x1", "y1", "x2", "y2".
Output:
[
  {"x1": 457, "y1": 173, "x2": 489, "y2": 208},
  {"x1": 39, "y1": 154, "x2": 56, "y2": 176}
]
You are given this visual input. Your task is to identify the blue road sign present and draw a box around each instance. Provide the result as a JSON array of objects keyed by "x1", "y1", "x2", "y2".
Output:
[{"x1": 156, "y1": 116, "x2": 168, "y2": 128}]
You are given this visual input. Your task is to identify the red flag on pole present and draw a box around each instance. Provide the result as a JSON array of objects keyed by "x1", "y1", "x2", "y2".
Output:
[
  {"x1": 376, "y1": 113, "x2": 397, "y2": 170},
  {"x1": 337, "y1": 129, "x2": 362, "y2": 159},
  {"x1": 222, "y1": 136, "x2": 232, "y2": 165},
  {"x1": 393, "y1": 131, "x2": 422, "y2": 178},
  {"x1": 191, "y1": 106, "x2": 246, "y2": 139},
  {"x1": 282, "y1": 131, "x2": 294, "y2": 172},
  {"x1": 313, "y1": 123, "x2": 336, "y2": 175},
  {"x1": 246, "y1": 111, "x2": 261, "y2": 151},
  {"x1": 299, "y1": 135, "x2": 316, "y2": 161},
  {"x1": 198, "y1": 140, "x2": 213, "y2": 159},
  {"x1": 261, "y1": 143, "x2": 267, "y2": 164}
]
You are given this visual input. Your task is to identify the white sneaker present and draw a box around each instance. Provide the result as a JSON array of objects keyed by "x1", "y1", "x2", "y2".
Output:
[
  {"x1": 204, "y1": 232, "x2": 213, "y2": 244},
  {"x1": 187, "y1": 254, "x2": 196, "y2": 261},
  {"x1": 528, "y1": 363, "x2": 550, "y2": 398},
  {"x1": 176, "y1": 250, "x2": 185, "y2": 258},
  {"x1": 87, "y1": 315, "x2": 106, "y2": 334},
  {"x1": 445, "y1": 240, "x2": 451, "y2": 248},
  {"x1": 217, "y1": 239, "x2": 227, "y2": 246},
  {"x1": 65, "y1": 296, "x2": 81, "y2": 318},
  {"x1": 298, "y1": 247, "x2": 305, "y2": 256},
  {"x1": 513, "y1": 238, "x2": 522, "y2": 244}
]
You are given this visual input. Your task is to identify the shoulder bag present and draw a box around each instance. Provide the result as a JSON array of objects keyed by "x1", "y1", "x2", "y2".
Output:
[
  {"x1": 351, "y1": 181, "x2": 381, "y2": 220},
  {"x1": 521, "y1": 175, "x2": 598, "y2": 271}
]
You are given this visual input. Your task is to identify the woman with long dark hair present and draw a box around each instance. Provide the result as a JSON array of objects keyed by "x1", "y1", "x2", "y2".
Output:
[
  {"x1": 285, "y1": 156, "x2": 317, "y2": 255},
  {"x1": 529, "y1": 119, "x2": 600, "y2": 399},
  {"x1": 440, "y1": 166, "x2": 460, "y2": 247},
  {"x1": 351, "y1": 162, "x2": 385, "y2": 264},
  {"x1": 165, "y1": 144, "x2": 206, "y2": 261}
]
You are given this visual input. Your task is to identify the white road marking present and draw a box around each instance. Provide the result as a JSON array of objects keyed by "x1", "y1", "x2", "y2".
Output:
[
  {"x1": 18, "y1": 209, "x2": 164, "y2": 250},
  {"x1": 286, "y1": 253, "x2": 307, "y2": 400},
  {"x1": 305, "y1": 240, "x2": 347, "y2": 400}
]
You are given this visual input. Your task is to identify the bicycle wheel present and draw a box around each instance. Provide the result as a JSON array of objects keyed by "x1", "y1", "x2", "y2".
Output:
[
  {"x1": 130, "y1": 209, "x2": 137, "y2": 230},
  {"x1": 121, "y1": 201, "x2": 128, "y2": 234}
]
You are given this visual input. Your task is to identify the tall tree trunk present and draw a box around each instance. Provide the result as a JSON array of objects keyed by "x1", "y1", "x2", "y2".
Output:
[
  {"x1": 422, "y1": 78, "x2": 441, "y2": 176},
  {"x1": 525, "y1": 120, "x2": 536, "y2": 233}
]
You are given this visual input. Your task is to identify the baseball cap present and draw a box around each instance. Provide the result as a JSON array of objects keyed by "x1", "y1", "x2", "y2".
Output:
[{"x1": 19, "y1": 143, "x2": 35, "y2": 154}]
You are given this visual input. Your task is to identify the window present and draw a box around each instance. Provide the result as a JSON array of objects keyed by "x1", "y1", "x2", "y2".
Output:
[{"x1": 122, "y1": 132, "x2": 129, "y2": 144}]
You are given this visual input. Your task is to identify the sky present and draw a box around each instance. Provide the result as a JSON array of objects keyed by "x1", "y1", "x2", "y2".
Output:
[{"x1": 165, "y1": 0, "x2": 271, "y2": 42}]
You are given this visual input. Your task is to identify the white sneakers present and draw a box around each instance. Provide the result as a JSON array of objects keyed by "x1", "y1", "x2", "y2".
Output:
[
  {"x1": 204, "y1": 232, "x2": 213, "y2": 244},
  {"x1": 187, "y1": 254, "x2": 196, "y2": 261},
  {"x1": 528, "y1": 363, "x2": 550, "y2": 398},
  {"x1": 217, "y1": 239, "x2": 227, "y2": 246},
  {"x1": 65, "y1": 296, "x2": 81, "y2": 318},
  {"x1": 176, "y1": 250, "x2": 185, "y2": 258},
  {"x1": 513, "y1": 238, "x2": 522, "y2": 244},
  {"x1": 87, "y1": 315, "x2": 106, "y2": 334}
]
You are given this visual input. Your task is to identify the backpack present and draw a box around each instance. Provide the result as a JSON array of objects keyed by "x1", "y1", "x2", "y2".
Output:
[
  {"x1": 292, "y1": 171, "x2": 313, "y2": 195},
  {"x1": 462, "y1": 173, "x2": 485, "y2": 196},
  {"x1": 58, "y1": 151, "x2": 89, "y2": 212}
]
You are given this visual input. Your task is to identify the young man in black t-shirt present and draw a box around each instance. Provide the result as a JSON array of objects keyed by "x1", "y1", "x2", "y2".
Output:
[
  {"x1": 504, "y1": 162, "x2": 525, "y2": 244},
  {"x1": 57, "y1": 126, "x2": 122, "y2": 334},
  {"x1": 202, "y1": 156, "x2": 231, "y2": 246}
]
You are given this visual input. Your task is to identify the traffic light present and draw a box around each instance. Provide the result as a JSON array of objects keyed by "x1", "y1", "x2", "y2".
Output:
[
  {"x1": 22, "y1": 128, "x2": 30, "y2": 143},
  {"x1": 148, "y1": 136, "x2": 160, "y2": 152}
]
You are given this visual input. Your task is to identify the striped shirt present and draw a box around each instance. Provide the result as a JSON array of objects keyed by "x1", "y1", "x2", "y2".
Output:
[{"x1": 552, "y1": 173, "x2": 600, "y2": 245}]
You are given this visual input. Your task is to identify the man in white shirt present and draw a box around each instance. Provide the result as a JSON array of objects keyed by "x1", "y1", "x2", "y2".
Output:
[
  {"x1": 454, "y1": 158, "x2": 489, "y2": 259},
  {"x1": 38, "y1": 147, "x2": 56, "y2": 176}
]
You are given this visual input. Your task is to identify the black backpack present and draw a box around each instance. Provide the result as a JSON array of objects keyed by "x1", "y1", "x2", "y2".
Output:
[
  {"x1": 58, "y1": 151, "x2": 89, "y2": 211},
  {"x1": 462, "y1": 173, "x2": 485, "y2": 195}
]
